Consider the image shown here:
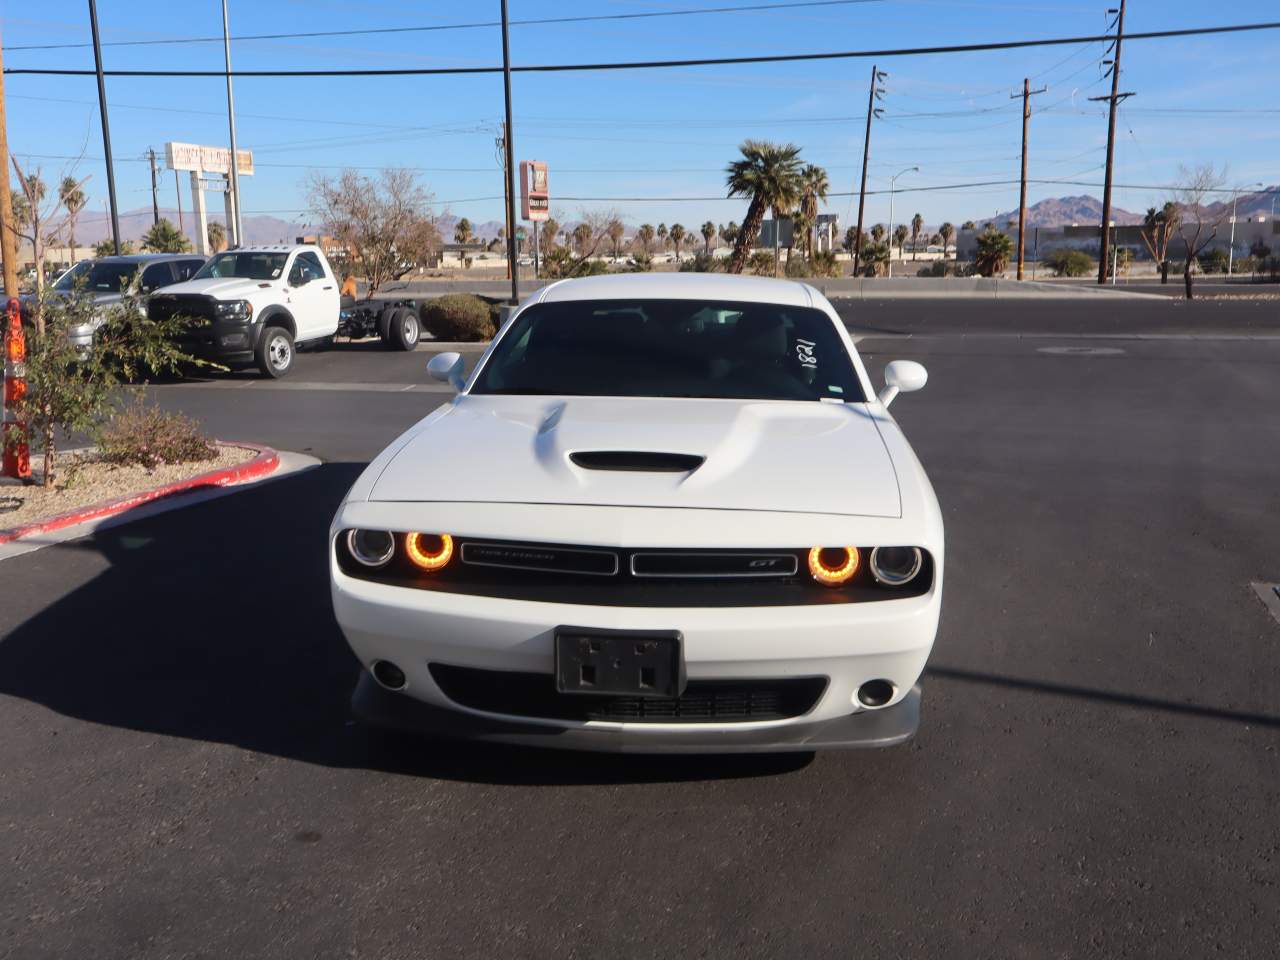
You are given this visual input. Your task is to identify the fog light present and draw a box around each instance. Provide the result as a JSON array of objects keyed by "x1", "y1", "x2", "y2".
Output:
[
  {"x1": 405, "y1": 532, "x2": 453, "y2": 571},
  {"x1": 808, "y1": 546, "x2": 859, "y2": 586},
  {"x1": 857, "y1": 679, "x2": 895, "y2": 708},
  {"x1": 219, "y1": 332, "x2": 248, "y2": 347},
  {"x1": 870, "y1": 546, "x2": 922, "y2": 586},
  {"x1": 346, "y1": 529, "x2": 394, "y2": 567}
]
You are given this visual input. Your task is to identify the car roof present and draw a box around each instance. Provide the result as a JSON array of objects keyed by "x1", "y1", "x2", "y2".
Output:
[
  {"x1": 536, "y1": 272, "x2": 815, "y2": 308},
  {"x1": 94, "y1": 253, "x2": 204, "y2": 264},
  {"x1": 228, "y1": 244, "x2": 314, "y2": 253}
]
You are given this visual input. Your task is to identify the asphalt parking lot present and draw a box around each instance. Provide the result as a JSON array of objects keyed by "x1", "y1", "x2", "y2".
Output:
[{"x1": 3, "y1": 297, "x2": 1279, "y2": 958}]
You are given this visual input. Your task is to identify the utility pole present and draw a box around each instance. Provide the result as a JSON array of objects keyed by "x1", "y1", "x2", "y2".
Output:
[
  {"x1": 1091, "y1": 0, "x2": 1133, "y2": 285},
  {"x1": 496, "y1": 126, "x2": 511, "y2": 283},
  {"x1": 499, "y1": 0, "x2": 519, "y2": 304},
  {"x1": 1012, "y1": 78, "x2": 1046, "y2": 281},
  {"x1": 148, "y1": 148, "x2": 160, "y2": 225},
  {"x1": 0, "y1": 33, "x2": 20, "y2": 296},
  {"x1": 221, "y1": 0, "x2": 243, "y2": 247},
  {"x1": 852, "y1": 64, "x2": 887, "y2": 277},
  {"x1": 88, "y1": 0, "x2": 121, "y2": 256}
]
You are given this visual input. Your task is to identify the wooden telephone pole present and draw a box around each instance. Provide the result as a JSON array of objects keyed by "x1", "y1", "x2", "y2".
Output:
[
  {"x1": 1012, "y1": 78, "x2": 1046, "y2": 281},
  {"x1": 852, "y1": 64, "x2": 886, "y2": 277},
  {"x1": 1091, "y1": 0, "x2": 1134, "y2": 285},
  {"x1": 0, "y1": 33, "x2": 20, "y2": 296}
]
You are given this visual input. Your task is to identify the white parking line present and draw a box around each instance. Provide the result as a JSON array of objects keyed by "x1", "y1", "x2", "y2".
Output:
[{"x1": 1251, "y1": 583, "x2": 1280, "y2": 628}]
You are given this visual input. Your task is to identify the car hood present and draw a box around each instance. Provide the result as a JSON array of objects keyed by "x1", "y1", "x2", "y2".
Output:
[
  {"x1": 368, "y1": 395, "x2": 901, "y2": 518},
  {"x1": 154, "y1": 277, "x2": 277, "y2": 300}
]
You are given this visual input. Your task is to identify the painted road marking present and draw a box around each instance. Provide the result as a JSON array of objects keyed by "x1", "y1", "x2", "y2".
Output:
[{"x1": 1251, "y1": 583, "x2": 1280, "y2": 628}]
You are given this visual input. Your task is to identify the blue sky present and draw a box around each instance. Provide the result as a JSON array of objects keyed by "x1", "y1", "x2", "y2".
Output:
[{"x1": 5, "y1": 0, "x2": 1278, "y2": 236}]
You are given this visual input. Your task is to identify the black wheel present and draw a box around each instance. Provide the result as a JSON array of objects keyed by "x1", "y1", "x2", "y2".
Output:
[
  {"x1": 377, "y1": 305, "x2": 397, "y2": 344},
  {"x1": 388, "y1": 308, "x2": 420, "y2": 351},
  {"x1": 255, "y1": 326, "x2": 295, "y2": 378}
]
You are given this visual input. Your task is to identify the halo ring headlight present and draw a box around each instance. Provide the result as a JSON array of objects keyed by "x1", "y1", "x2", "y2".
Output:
[
  {"x1": 346, "y1": 528, "x2": 395, "y2": 568},
  {"x1": 808, "y1": 546, "x2": 859, "y2": 586},
  {"x1": 870, "y1": 546, "x2": 923, "y2": 586},
  {"x1": 405, "y1": 532, "x2": 454, "y2": 571}
]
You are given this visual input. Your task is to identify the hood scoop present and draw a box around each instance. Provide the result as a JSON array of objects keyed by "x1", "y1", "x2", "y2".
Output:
[{"x1": 569, "y1": 450, "x2": 705, "y2": 473}]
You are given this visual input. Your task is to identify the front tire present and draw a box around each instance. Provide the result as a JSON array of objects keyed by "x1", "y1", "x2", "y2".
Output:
[
  {"x1": 256, "y1": 326, "x2": 295, "y2": 378},
  {"x1": 388, "y1": 308, "x2": 420, "y2": 351}
]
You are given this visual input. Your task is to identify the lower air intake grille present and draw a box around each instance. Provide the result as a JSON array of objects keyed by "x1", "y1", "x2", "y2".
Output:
[{"x1": 429, "y1": 664, "x2": 827, "y2": 723}]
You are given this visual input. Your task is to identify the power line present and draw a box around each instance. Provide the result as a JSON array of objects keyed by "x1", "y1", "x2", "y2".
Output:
[
  {"x1": 3, "y1": 1, "x2": 889, "y2": 51},
  {"x1": 7, "y1": 21, "x2": 1280, "y2": 77}
]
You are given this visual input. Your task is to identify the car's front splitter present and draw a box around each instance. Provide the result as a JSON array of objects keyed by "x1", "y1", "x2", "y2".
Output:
[{"x1": 351, "y1": 673, "x2": 921, "y2": 754}]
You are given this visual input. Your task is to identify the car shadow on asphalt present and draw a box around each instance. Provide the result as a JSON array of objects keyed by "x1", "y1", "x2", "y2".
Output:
[{"x1": 0, "y1": 463, "x2": 811, "y2": 786}]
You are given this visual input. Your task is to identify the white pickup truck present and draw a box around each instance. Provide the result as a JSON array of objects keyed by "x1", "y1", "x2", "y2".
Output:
[{"x1": 147, "y1": 244, "x2": 342, "y2": 378}]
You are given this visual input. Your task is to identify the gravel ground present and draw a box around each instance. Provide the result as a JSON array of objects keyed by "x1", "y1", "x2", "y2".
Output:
[{"x1": 0, "y1": 444, "x2": 255, "y2": 529}]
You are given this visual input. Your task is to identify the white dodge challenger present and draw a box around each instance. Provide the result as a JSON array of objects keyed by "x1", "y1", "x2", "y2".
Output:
[{"x1": 330, "y1": 273, "x2": 942, "y2": 752}]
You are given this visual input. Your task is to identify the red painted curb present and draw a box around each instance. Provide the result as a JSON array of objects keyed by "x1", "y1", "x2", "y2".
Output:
[{"x1": 0, "y1": 442, "x2": 281, "y2": 545}]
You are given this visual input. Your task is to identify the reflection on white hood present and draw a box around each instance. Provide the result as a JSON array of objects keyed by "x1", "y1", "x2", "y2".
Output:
[{"x1": 368, "y1": 394, "x2": 901, "y2": 518}]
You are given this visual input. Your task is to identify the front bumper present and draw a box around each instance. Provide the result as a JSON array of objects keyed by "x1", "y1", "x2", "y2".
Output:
[
  {"x1": 333, "y1": 558, "x2": 940, "y2": 753},
  {"x1": 174, "y1": 319, "x2": 261, "y2": 365},
  {"x1": 353, "y1": 671, "x2": 921, "y2": 753}
]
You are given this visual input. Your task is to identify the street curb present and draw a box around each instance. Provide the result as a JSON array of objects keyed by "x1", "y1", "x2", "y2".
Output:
[{"x1": 0, "y1": 442, "x2": 280, "y2": 545}]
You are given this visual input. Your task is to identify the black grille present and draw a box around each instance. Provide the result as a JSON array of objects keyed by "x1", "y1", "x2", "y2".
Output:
[
  {"x1": 569, "y1": 451, "x2": 704, "y2": 472},
  {"x1": 429, "y1": 664, "x2": 827, "y2": 723},
  {"x1": 148, "y1": 293, "x2": 218, "y2": 324},
  {"x1": 630, "y1": 552, "x2": 798, "y2": 578}
]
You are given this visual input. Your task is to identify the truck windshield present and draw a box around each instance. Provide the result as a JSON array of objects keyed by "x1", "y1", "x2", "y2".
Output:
[
  {"x1": 193, "y1": 252, "x2": 289, "y2": 281},
  {"x1": 470, "y1": 299, "x2": 865, "y2": 402},
  {"x1": 53, "y1": 260, "x2": 138, "y2": 293}
]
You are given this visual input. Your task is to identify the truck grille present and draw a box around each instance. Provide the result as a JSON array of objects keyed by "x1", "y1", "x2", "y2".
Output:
[
  {"x1": 429, "y1": 664, "x2": 828, "y2": 723},
  {"x1": 148, "y1": 293, "x2": 219, "y2": 325}
]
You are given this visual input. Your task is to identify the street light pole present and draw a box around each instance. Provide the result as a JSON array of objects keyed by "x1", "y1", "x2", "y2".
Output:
[
  {"x1": 886, "y1": 166, "x2": 918, "y2": 279},
  {"x1": 221, "y1": 0, "x2": 243, "y2": 247},
  {"x1": 87, "y1": 0, "x2": 121, "y2": 256},
  {"x1": 499, "y1": 0, "x2": 519, "y2": 305}
]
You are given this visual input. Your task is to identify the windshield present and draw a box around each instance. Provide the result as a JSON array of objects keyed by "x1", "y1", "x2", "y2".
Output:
[
  {"x1": 193, "y1": 251, "x2": 289, "y2": 281},
  {"x1": 53, "y1": 260, "x2": 138, "y2": 294},
  {"x1": 471, "y1": 299, "x2": 865, "y2": 402}
]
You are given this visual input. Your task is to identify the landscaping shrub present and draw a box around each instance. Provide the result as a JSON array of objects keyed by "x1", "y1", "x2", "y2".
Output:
[
  {"x1": 679, "y1": 251, "x2": 719, "y2": 272},
  {"x1": 917, "y1": 260, "x2": 956, "y2": 278},
  {"x1": 97, "y1": 398, "x2": 218, "y2": 472},
  {"x1": 626, "y1": 251, "x2": 654, "y2": 272},
  {"x1": 1198, "y1": 248, "x2": 1229, "y2": 275},
  {"x1": 420, "y1": 294, "x2": 496, "y2": 341},
  {"x1": 748, "y1": 251, "x2": 776, "y2": 276},
  {"x1": 784, "y1": 251, "x2": 840, "y2": 278},
  {"x1": 1043, "y1": 248, "x2": 1093, "y2": 278}
]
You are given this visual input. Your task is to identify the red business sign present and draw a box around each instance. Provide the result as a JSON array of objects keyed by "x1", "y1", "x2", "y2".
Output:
[{"x1": 520, "y1": 160, "x2": 549, "y2": 221}]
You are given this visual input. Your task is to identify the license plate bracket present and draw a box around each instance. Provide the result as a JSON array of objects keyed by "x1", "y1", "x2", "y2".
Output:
[{"x1": 554, "y1": 627, "x2": 686, "y2": 699}]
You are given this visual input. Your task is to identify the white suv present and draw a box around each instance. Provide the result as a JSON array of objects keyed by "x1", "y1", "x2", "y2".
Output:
[{"x1": 147, "y1": 244, "x2": 340, "y2": 377}]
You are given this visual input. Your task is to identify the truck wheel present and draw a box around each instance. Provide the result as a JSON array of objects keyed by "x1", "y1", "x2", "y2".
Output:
[
  {"x1": 377, "y1": 305, "x2": 397, "y2": 344},
  {"x1": 388, "y1": 309, "x2": 420, "y2": 351},
  {"x1": 256, "y1": 326, "x2": 295, "y2": 378}
]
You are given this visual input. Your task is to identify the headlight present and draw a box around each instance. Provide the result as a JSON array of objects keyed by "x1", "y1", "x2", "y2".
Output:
[
  {"x1": 869, "y1": 546, "x2": 922, "y2": 586},
  {"x1": 808, "y1": 546, "x2": 859, "y2": 586},
  {"x1": 404, "y1": 532, "x2": 454, "y2": 571},
  {"x1": 346, "y1": 529, "x2": 395, "y2": 567},
  {"x1": 215, "y1": 299, "x2": 253, "y2": 321}
]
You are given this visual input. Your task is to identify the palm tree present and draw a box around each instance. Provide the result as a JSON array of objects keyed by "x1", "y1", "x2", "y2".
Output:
[
  {"x1": 58, "y1": 176, "x2": 88, "y2": 260},
  {"x1": 207, "y1": 220, "x2": 226, "y2": 252},
  {"x1": 939, "y1": 222, "x2": 955, "y2": 258},
  {"x1": 669, "y1": 223, "x2": 686, "y2": 259},
  {"x1": 724, "y1": 139, "x2": 803, "y2": 274},
  {"x1": 910, "y1": 213, "x2": 924, "y2": 261},
  {"x1": 974, "y1": 226, "x2": 1013, "y2": 277},
  {"x1": 701, "y1": 221, "x2": 717, "y2": 253},
  {"x1": 541, "y1": 217, "x2": 560, "y2": 251},
  {"x1": 607, "y1": 218, "x2": 625, "y2": 261},
  {"x1": 722, "y1": 222, "x2": 739, "y2": 249},
  {"x1": 893, "y1": 224, "x2": 909, "y2": 259},
  {"x1": 961, "y1": 220, "x2": 976, "y2": 231},
  {"x1": 572, "y1": 222, "x2": 592, "y2": 256},
  {"x1": 657, "y1": 223, "x2": 668, "y2": 250},
  {"x1": 871, "y1": 223, "x2": 886, "y2": 244},
  {"x1": 636, "y1": 223, "x2": 656, "y2": 254},
  {"x1": 453, "y1": 217, "x2": 473, "y2": 245},
  {"x1": 798, "y1": 164, "x2": 829, "y2": 259}
]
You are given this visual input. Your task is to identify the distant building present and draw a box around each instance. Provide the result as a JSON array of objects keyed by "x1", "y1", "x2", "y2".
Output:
[{"x1": 956, "y1": 216, "x2": 1279, "y2": 261}]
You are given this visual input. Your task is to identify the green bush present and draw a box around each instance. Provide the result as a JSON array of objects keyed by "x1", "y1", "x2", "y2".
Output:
[
  {"x1": 1198, "y1": 248, "x2": 1229, "y2": 274},
  {"x1": 420, "y1": 294, "x2": 496, "y2": 341},
  {"x1": 784, "y1": 251, "x2": 841, "y2": 279},
  {"x1": 97, "y1": 398, "x2": 218, "y2": 472},
  {"x1": 917, "y1": 260, "x2": 955, "y2": 278},
  {"x1": 679, "y1": 251, "x2": 719, "y2": 272},
  {"x1": 748, "y1": 251, "x2": 776, "y2": 276},
  {"x1": 859, "y1": 241, "x2": 890, "y2": 277},
  {"x1": 1043, "y1": 248, "x2": 1094, "y2": 278},
  {"x1": 626, "y1": 251, "x2": 653, "y2": 272},
  {"x1": 541, "y1": 246, "x2": 609, "y2": 279}
]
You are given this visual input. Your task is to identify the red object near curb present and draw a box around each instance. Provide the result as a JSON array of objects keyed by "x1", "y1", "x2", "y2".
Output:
[
  {"x1": 2, "y1": 297, "x2": 31, "y2": 481},
  {"x1": 0, "y1": 442, "x2": 281, "y2": 545}
]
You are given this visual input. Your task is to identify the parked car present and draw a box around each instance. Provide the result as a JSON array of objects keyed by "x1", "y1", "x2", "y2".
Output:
[
  {"x1": 330, "y1": 273, "x2": 943, "y2": 753},
  {"x1": 24, "y1": 254, "x2": 206, "y2": 349},
  {"x1": 147, "y1": 244, "x2": 340, "y2": 378}
]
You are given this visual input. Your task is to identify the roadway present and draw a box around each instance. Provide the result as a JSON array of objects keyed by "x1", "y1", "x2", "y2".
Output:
[{"x1": 2, "y1": 298, "x2": 1279, "y2": 958}]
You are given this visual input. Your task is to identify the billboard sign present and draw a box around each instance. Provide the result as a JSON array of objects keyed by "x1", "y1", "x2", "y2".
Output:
[
  {"x1": 165, "y1": 142, "x2": 255, "y2": 177},
  {"x1": 519, "y1": 160, "x2": 549, "y2": 221}
]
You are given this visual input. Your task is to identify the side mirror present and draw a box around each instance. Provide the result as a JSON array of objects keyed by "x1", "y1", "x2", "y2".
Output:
[
  {"x1": 427, "y1": 351, "x2": 466, "y2": 392},
  {"x1": 878, "y1": 360, "x2": 928, "y2": 408}
]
